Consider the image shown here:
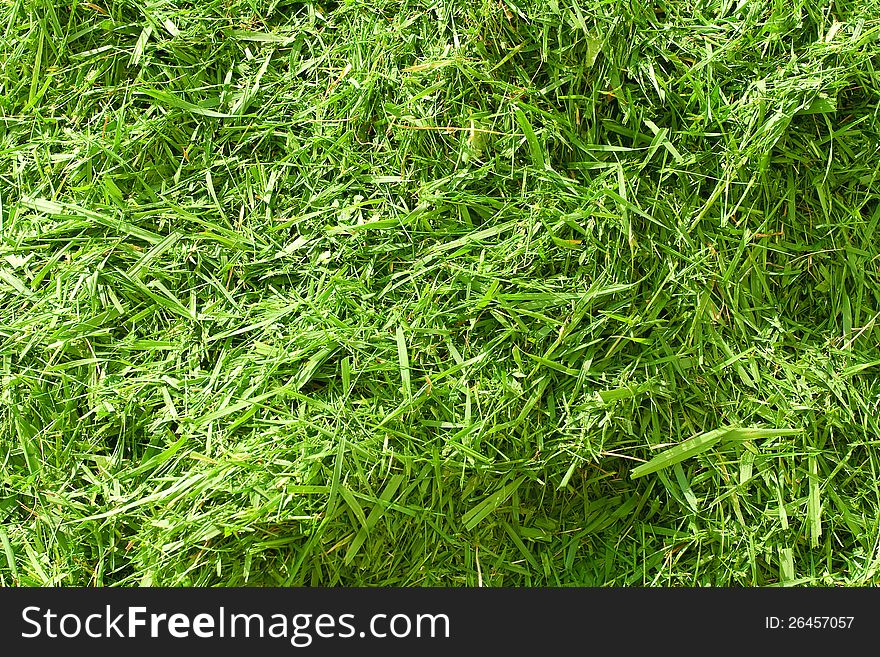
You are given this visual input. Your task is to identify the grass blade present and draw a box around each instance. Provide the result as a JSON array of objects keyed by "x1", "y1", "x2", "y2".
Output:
[{"x1": 631, "y1": 428, "x2": 802, "y2": 479}]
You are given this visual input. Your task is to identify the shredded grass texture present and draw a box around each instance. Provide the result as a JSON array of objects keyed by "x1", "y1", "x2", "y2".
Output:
[{"x1": 1, "y1": 0, "x2": 880, "y2": 586}]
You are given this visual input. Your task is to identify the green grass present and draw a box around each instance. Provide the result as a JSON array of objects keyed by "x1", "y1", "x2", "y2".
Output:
[{"x1": 1, "y1": 0, "x2": 880, "y2": 586}]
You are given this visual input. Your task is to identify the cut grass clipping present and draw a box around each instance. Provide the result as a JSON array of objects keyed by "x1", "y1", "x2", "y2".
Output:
[{"x1": 1, "y1": 0, "x2": 880, "y2": 586}]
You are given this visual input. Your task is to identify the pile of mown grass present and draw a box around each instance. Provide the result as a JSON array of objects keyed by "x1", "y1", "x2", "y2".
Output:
[{"x1": 1, "y1": 0, "x2": 879, "y2": 585}]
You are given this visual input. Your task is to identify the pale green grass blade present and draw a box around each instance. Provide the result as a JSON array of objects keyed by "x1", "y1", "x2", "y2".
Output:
[{"x1": 631, "y1": 428, "x2": 802, "y2": 479}]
